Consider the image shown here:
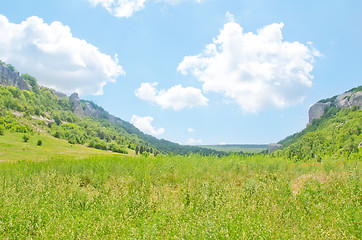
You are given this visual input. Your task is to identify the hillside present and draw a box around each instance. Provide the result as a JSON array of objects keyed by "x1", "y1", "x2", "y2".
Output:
[
  {"x1": 0, "y1": 61, "x2": 221, "y2": 156},
  {"x1": 276, "y1": 86, "x2": 362, "y2": 161}
]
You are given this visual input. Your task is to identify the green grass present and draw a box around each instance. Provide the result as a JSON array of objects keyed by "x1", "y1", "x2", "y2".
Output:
[
  {"x1": 0, "y1": 154, "x2": 360, "y2": 239},
  {"x1": 0, "y1": 131, "x2": 123, "y2": 161}
]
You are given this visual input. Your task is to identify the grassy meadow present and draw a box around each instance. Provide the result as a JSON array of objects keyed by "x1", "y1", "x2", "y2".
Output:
[{"x1": 0, "y1": 153, "x2": 360, "y2": 239}]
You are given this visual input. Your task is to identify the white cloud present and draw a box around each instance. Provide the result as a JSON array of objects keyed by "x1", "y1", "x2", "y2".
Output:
[
  {"x1": 225, "y1": 11, "x2": 235, "y2": 22},
  {"x1": 187, "y1": 138, "x2": 202, "y2": 145},
  {"x1": 135, "y1": 82, "x2": 208, "y2": 110},
  {"x1": 131, "y1": 115, "x2": 165, "y2": 136},
  {"x1": 178, "y1": 15, "x2": 320, "y2": 113},
  {"x1": 161, "y1": 0, "x2": 202, "y2": 5},
  {"x1": 88, "y1": 0, "x2": 202, "y2": 18},
  {"x1": 88, "y1": 0, "x2": 147, "y2": 18},
  {"x1": 187, "y1": 127, "x2": 194, "y2": 133},
  {"x1": 0, "y1": 15, "x2": 124, "y2": 96}
]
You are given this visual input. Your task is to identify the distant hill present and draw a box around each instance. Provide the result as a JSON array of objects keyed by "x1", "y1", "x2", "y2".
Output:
[
  {"x1": 276, "y1": 86, "x2": 362, "y2": 160},
  {"x1": 199, "y1": 144, "x2": 268, "y2": 153},
  {"x1": 0, "y1": 60, "x2": 222, "y2": 156}
]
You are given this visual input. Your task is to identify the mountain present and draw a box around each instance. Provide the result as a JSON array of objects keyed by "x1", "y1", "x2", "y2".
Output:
[
  {"x1": 0, "y1": 61, "x2": 221, "y2": 156},
  {"x1": 276, "y1": 86, "x2": 362, "y2": 161}
]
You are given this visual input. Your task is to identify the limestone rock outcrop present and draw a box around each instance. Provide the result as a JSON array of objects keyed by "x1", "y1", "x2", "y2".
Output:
[
  {"x1": 51, "y1": 89, "x2": 67, "y2": 98},
  {"x1": 268, "y1": 143, "x2": 282, "y2": 153},
  {"x1": 349, "y1": 91, "x2": 362, "y2": 107},
  {"x1": 70, "y1": 92, "x2": 109, "y2": 119},
  {"x1": 308, "y1": 88, "x2": 362, "y2": 124},
  {"x1": 0, "y1": 64, "x2": 31, "y2": 91},
  {"x1": 308, "y1": 102, "x2": 331, "y2": 124},
  {"x1": 335, "y1": 92, "x2": 353, "y2": 108},
  {"x1": 69, "y1": 92, "x2": 85, "y2": 118},
  {"x1": 84, "y1": 102, "x2": 107, "y2": 119}
]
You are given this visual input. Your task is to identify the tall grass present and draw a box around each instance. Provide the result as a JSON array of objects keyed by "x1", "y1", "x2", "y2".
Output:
[{"x1": 0, "y1": 154, "x2": 360, "y2": 239}]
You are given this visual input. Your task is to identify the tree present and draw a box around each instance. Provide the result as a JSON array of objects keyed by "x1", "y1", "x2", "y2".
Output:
[
  {"x1": 53, "y1": 114, "x2": 62, "y2": 125},
  {"x1": 140, "y1": 146, "x2": 144, "y2": 154},
  {"x1": 37, "y1": 140, "x2": 42, "y2": 146},
  {"x1": 135, "y1": 146, "x2": 139, "y2": 155}
]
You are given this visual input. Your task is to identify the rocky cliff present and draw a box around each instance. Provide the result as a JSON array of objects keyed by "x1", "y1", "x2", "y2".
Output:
[
  {"x1": 308, "y1": 87, "x2": 362, "y2": 124},
  {"x1": 0, "y1": 64, "x2": 31, "y2": 91}
]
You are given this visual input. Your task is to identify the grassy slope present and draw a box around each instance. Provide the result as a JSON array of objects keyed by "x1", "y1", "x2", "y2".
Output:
[{"x1": 0, "y1": 131, "x2": 127, "y2": 161}]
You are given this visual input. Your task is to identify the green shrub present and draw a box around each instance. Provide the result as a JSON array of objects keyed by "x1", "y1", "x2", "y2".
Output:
[
  {"x1": 37, "y1": 140, "x2": 42, "y2": 146},
  {"x1": 22, "y1": 134, "x2": 30, "y2": 142},
  {"x1": 351, "y1": 105, "x2": 359, "y2": 111}
]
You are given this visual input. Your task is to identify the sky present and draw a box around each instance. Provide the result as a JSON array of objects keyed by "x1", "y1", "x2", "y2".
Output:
[{"x1": 1, "y1": 0, "x2": 361, "y2": 145}]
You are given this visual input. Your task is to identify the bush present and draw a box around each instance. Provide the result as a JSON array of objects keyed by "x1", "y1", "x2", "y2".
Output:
[
  {"x1": 93, "y1": 142, "x2": 107, "y2": 150},
  {"x1": 22, "y1": 135, "x2": 30, "y2": 143},
  {"x1": 111, "y1": 146, "x2": 128, "y2": 154},
  {"x1": 37, "y1": 140, "x2": 42, "y2": 146},
  {"x1": 351, "y1": 105, "x2": 359, "y2": 111}
]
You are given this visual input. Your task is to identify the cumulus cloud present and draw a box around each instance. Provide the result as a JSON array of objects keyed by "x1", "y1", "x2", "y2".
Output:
[
  {"x1": 88, "y1": 0, "x2": 202, "y2": 18},
  {"x1": 0, "y1": 15, "x2": 124, "y2": 96},
  {"x1": 131, "y1": 115, "x2": 165, "y2": 136},
  {"x1": 178, "y1": 15, "x2": 320, "y2": 113},
  {"x1": 135, "y1": 82, "x2": 208, "y2": 110}
]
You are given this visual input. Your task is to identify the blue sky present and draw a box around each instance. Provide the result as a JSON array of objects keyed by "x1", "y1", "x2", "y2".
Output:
[{"x1": 1, "y1": 0, "x2": 361, "y2": 145}]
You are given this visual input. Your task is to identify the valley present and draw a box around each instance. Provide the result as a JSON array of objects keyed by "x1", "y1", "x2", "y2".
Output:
[{"x1": 0, "y1": 61, "x2": 361, "y2": 239}]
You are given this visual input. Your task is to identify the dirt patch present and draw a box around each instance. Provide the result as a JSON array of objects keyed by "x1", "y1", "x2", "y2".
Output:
[{"x1": 290, "y1": 173, "x2": 327, "y2": 197}]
